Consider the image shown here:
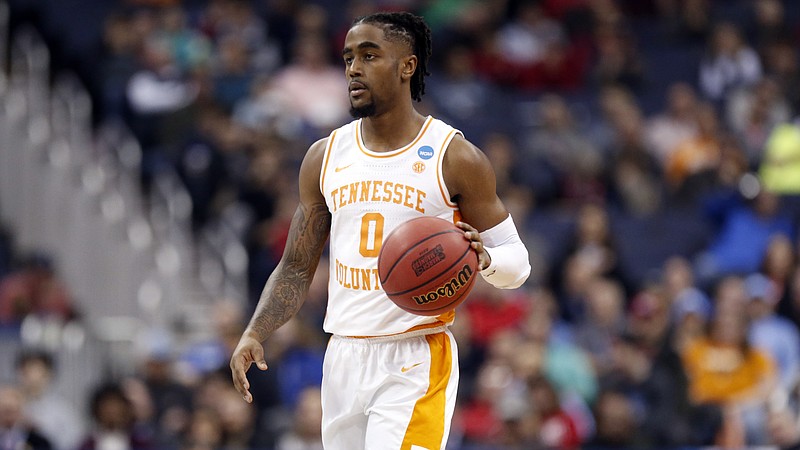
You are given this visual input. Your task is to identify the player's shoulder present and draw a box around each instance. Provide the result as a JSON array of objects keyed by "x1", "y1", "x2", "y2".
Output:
[
  {"x1": 302, "y1": 137, "x2": 328, "y2": 163},
  {"x1": 443, "y1": 133, "x2": 488, "y2": 167}
]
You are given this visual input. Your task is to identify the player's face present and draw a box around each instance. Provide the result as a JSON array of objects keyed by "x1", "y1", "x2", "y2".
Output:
[{"x1": 342, "y1": 23, "x2": 411, "y2": 118}]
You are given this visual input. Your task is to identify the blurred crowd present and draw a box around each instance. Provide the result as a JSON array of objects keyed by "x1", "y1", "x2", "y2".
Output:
[{"x1": 3, "y1": 0, "x2": 800, "y2": 449}]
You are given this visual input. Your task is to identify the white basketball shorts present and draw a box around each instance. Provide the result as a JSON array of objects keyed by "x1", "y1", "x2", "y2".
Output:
[{"x1": 321, "y1": 327, "x2": 459, "y2": 450}]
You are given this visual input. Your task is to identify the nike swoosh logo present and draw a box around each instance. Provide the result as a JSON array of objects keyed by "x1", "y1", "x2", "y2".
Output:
[
  {"x1": 401, "y1": 362, "x2": 424, "y2": 373},
  {"x1": 335, "y1": 163, "x2": 354, "y2": 172}
]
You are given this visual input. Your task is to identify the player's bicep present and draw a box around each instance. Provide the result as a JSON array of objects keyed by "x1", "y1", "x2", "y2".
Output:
[
  {"x1": 443, "y1": 136, "x2": 508, "y2": 232},
  {"x1": 282, "y1": 140, "x2": 331, "y2": 266}
]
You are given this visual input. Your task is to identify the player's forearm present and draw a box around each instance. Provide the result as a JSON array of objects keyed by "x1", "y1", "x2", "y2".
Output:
[{"x1": 244, "y1": 203, "x2": 331, "y2": 342}]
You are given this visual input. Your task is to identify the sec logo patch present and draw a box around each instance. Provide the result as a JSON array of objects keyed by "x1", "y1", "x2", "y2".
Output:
[{"x1": 412, "y1": 161, "x2": 425, "y2": 173}]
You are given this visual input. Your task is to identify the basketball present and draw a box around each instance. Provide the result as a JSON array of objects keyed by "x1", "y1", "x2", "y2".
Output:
[{"x1": 378, "y1": 216, "x2": 479, "y2": 316}]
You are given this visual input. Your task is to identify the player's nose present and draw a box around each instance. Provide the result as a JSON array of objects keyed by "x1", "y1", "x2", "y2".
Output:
[{"x1": 346, "y1": 60, "x2": 363, "y2": 78}]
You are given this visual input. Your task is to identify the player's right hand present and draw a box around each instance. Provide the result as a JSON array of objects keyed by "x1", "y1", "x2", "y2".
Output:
[{"x1": 229, "y1": 335, "x2": 269, "y2": 403}]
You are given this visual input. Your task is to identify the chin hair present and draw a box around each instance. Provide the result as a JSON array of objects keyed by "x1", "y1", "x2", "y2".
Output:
[{"x1": 350, "y1": 103, "x2": 376, "y2": 119}]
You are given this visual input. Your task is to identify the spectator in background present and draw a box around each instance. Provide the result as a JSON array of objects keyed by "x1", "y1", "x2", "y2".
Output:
[
  {"x1": 760, "y1": 38, "x2": 800, "y2": 114},
  {"x1": 463, "y1": 279, "x2": 529, "y2": 352},
  {"x1": 517, "y1": 94, "x2": 604, "y2": 207},
  {"x1": 665, "y1": 102, "x2": 722, "y2": 193},
  {"x1": 644, "y1": 82, "x2": 699, "y2": 166},
  {"x1": 276, "y1": 386, "x2": 323, "y2": 450},
  {"x1": 0, "y1": 255, "x2": 76, "y2": 327},
  {"x1": 267, "y1": 32, "x2": 349, "y2": 134},
  {"x1": 199, "y1": 0, "x2": 278, "y2": 74},
  {"x1": 519, "y1": 33, "x2": 587, "y2": 92},
  {"x1": 589, "y1": 23, "x2": 644, "y2": 92},
  {"x1": 264, "y1": 317, "x2": 325, "y2": 411},
  {"x1": 694, "y1": 187, "x2": 793, "y2": 287},
  {"x1": 210, "y1": 35, "x2": 256, "y2": 111},
  {"x1": 496, "y1": 0, "x2": 565, "y2": 68},
  {"x1": 119, "y1": 378, "x2": 160, "y2": 447},
  {"x1": 232, "y1": 75, "x2": 304, "y2": 138},
  {"x1": 214, "y1": 386, "x2": 270, "y2": 450},
  {"x1": 659, "y1": 0, "x2": 713, "y2": 44},
  {"x1": 671, "y1": 287, "x2": 712, "y2": 353},
  {"x1": 481, "y1": 132, "x2": 520, "y2": 198},
  {"x1": 627, "y1": 287, "x2": 722, "y2": 447},
  {"x1": 78, "y1": 382, "x2": 154, "y2": 450},
  {"x1": 99, "y1": 12, "x2": 143, "y2": 120},
  {"x1": 760, "y1": 234, "x2": 795, "y2": 302},
  {"x1": 725, "y1": 77, "x2": 791, "y2": 166},
  {"x1": 174, "y1": 105, "x2": 234, "y2": 230},
  {"x1": 126, "y1": 37, "x2": 199, "y2": 117},
  {"x1": 682, "y1": 307, "x2": 777, "y2": 446},
  {"x1": 768, "y1": 406, "x2": 800, "y2": 449},
  {"x1": 713, "y1": 275, "x2": 750, "y2": 316},
  {"x1": 179, "y1": 408, "x2": 223, "y2": 450},
  {"x1": 0, "y1": 384, "x2": 52, "y2": 450},
  {"x1": 520, "y1": 289, "x2": 598, "y2": 419},
  {"x1": 587, "y1": 83, "x2": 638, "y2": 158},
  {"x1": 529, "y1": 375, "x2": 581, "y2": 450},
  {"x1": 699, "y1": 21, "x2": 762, "y2": 102},
  {"x1": 605, "y1": 100, "x2": 664, "y2": 216},
  {"x1": 15, "y1": 349, "x2": 84, "y2": 450},
  {"x1": 765, "y1": 376, "x2": 800, "y2": 448},
  {"x1": 551, "y1": 203, "x2": 623, "y2": 308},
  {"x1": 125, "y1": 36, "x2": 199, "y2": 163},
  {"x1": 459, "y1": 358, "x2": 514, "y2": 446},
  {"x1": 133, "y1": 330, "x2": 193, "y2": 445},
  {"x1": 584, "y1": 389, "x2": 644, "y2": 449},
  {"x1": 714, "y1": 134, "x2": 752, "y2": 195},
  {"x1": 759, "y1": 120, "x2": 800, "y2": 195},
  {"x1": 573, "y1": 277, "x2": 627, "y2": 387},
  {"x1": 154, "y1": 5, "x2": 212, "y2": 75},
  {"x1": 427, "y1": 42, "x2": 495, "y2": 129},
  {"x1": 179, "y1": 298, "x2": 248, "y2": 383},
  {"x1": 673, "y1": 124, "x2": 751, "y2": 209},
  {"x1": 744, "y1": 273, "x2": 800, "y2": 393},
  {"x1": 661, "y1": 256, "x2": 698, "y2": 305},
  {"x1": 746, "y1": 0, "x2": 792, "y2": 50}
]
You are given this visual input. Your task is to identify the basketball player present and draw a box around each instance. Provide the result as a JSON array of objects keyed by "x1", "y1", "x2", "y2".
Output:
[{"x1": 230, "y1": 12, "x2": 531, "y2": 450}]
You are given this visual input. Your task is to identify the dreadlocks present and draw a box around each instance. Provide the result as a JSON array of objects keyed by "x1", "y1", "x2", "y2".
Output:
[{"x1": 353, "y1": 12, "x2": 432, "y2": 102}]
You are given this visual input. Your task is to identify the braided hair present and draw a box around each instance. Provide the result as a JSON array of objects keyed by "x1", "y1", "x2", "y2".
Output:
[{"x1": 353, "y1": 12, "x2": 432, "y2": 102}]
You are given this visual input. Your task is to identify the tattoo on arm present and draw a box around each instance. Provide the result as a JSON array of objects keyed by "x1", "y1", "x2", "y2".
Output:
[{"x1": 247, "y1": 202, "x2": 330, "y2": 341}]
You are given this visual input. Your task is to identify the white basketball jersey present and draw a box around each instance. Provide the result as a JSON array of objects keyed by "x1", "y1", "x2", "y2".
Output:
[{"x1": 319, "y1": 116, "x2": 463, "y2": 336}]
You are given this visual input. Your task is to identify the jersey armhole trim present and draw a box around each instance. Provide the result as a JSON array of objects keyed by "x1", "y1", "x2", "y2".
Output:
[
  {"x1": 319, "y1": 129, "x2": 338, "y2": 194},
  {"x1": 436, "y1": 129, "x2": 462, "y2": 208}
]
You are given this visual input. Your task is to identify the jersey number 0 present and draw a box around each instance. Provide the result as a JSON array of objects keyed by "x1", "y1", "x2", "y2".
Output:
[{"x1": 359, "y1": 212, "x2": 384, "y2": 257}]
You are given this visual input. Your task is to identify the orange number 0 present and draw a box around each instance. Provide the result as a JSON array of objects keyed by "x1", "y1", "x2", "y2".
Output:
[{"x1": 359, "y1": 212, "x2": 385, "y2": 257}]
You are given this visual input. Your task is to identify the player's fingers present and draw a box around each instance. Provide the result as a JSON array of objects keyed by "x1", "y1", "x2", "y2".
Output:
[
  {"x1": 455, "y1": 221, "x2": 477, "y2": 234},
  {"x1": 250, "y1": 345, "x2": 269, "y2": 371},
  {"x1": 230, "y1": 354, "x2": 253, "y2": 401},
  {"x1": 456, "y1": 222, "x2": 478, "y2": 242}
]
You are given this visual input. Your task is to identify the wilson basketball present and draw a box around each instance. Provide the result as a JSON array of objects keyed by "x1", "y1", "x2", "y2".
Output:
[{"x1": 378, "y1": 216, "x2": 479, "y2": 316}]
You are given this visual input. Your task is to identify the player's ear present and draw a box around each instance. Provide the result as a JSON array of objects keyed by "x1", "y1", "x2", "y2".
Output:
[{"x1": 400, "y1": 55, "x2": 417, "y2": 80}]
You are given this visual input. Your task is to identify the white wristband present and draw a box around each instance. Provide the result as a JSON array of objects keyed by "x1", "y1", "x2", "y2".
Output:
[{"x1": 478, "y1": 214, "x2": 530, "y2": 289}]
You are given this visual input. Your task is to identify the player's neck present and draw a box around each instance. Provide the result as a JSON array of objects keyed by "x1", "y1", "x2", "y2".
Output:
[{"x1": 360, "y1": 107, "x2": 427, "y2": 153}]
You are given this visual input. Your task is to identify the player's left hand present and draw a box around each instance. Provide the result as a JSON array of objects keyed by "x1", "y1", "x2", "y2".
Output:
[{"x1": 456, "y1": 221, "x2": 491, "y2": 270}]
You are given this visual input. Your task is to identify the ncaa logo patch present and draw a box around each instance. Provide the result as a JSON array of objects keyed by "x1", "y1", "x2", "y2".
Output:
[{"x1": 417, "y1": 145, "x2": 434, "y2": 160}]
